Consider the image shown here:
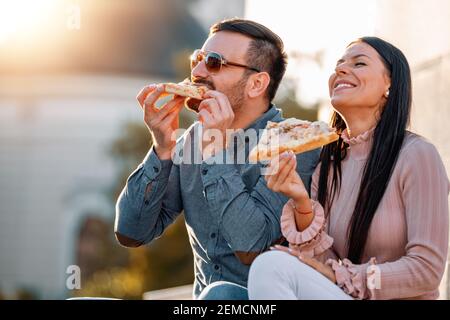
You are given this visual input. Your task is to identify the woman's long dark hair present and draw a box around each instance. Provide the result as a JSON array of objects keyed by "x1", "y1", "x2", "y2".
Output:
[{"x1": 317, "y1": 37, "x2": 412, "y2": 263}]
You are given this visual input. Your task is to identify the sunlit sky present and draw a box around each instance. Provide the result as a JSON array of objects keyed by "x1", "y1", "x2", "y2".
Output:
[
  {"x1": 245, "y1": 0, "x2": 377, "y2": 105},
  {"x1": 0, "y1": 0, "x2": 59, "y2": 44}
]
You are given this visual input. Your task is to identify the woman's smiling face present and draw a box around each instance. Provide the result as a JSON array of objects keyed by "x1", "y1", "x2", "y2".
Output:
[{"x1": 328, "y1": 42, "x2": 391, "y2": 113}]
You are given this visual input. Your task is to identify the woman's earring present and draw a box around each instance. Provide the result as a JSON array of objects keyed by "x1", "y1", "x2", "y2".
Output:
[{"x1": 385, "y1": 89, "x2": 390, "y2": 98}]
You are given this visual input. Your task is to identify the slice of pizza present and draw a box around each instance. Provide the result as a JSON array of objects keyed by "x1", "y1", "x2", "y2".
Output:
[
  {"x1": 249, "y1": 118, "x2": 339, "y2": 162},
  {"x1": 161, "y1": 81, "x2": 208, "y2": 112}
]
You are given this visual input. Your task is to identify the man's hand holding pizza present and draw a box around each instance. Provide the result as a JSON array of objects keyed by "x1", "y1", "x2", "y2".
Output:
[
  {"x1": 198, "y1": 90, "x2": 235, "y2": 159},
  {"x1": 137, "y1": 84, "x2": 185, "y2": 160}
]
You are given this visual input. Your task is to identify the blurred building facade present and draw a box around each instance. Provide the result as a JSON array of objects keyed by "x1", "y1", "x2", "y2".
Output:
[
  {"x1": 0, "y1": 0, "x2": 246, "y2": 299},
  {"x1": 0, "y1": 74, "x2": 156, "y2": 298}
]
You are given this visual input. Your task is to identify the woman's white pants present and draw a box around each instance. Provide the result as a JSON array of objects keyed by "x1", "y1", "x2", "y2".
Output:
[{"x1": 248, "y1": 250, "x2": 352, "y2": 300}]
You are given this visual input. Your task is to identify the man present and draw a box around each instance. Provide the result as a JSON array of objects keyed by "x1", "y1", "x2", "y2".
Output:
[{"x1": 114, "y1": 18, "x2": 320, "y2": 300}]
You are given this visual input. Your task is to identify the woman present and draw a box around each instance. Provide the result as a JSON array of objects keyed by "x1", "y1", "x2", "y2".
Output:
[{"x1": 248, "y1": 37, "x2": 449, "y2": 300}]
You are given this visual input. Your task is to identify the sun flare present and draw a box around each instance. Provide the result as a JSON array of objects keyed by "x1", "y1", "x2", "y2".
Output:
[{"x1": 0, "y1": 0, "x2": 57, "y2": 44}]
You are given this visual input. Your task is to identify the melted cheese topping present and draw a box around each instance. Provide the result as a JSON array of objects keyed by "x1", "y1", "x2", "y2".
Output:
[{"x1": 260, "y1": 118, "x2": 336, "y2": 147}]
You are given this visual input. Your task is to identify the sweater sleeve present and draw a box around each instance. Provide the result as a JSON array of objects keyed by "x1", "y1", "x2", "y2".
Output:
[{"x1": 327, "y1": 139, "x2": 449, "y2": 299}]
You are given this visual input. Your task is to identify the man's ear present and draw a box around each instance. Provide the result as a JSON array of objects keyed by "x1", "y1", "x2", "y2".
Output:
[{"x1": 247, "y1": 72, "x2": 271, "y2": 99}]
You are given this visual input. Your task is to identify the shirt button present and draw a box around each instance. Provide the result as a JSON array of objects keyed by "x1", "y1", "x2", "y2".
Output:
[
  {"x1": 202, "y1": 169, "x2": 208, "y2": 175},
  {"x1": 245, "y1": 137, "x2": 250, "y2": 143},
  {"x1": 153, "y1": 166, "x2": 159, "y2": 173},
  {"x1": 214, "y1": 265, "x2": 219, "y2": 271},
  {"x1": 210, "y1": 233, "x2": 216, "y2": 239},
  {"x1": 144, "y1": 200, "x2": 149, "y2": 205}
]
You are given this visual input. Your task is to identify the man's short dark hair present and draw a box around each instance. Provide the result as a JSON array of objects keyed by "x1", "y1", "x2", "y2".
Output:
[{"x1": 210, "y1": 18, "x2": 288, "y2": 102}]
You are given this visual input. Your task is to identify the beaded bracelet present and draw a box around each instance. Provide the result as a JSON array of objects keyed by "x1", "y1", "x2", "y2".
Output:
[{"x1": 291, "y1": 201, "x2": 313, "y2": 215}]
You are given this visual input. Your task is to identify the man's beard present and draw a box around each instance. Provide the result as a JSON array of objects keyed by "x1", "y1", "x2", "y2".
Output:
[
  {"x1": 226, "y1": 75, "x2": 248, "y2": 111},
  {"x1": 192, "y1": 74, "x2": 249, "y2": 111}
]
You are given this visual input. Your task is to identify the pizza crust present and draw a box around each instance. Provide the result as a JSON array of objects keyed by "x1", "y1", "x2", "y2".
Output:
[
  {"x1": 159, "y1": 82, "x2": 208, "y2": 112},
  {"x1": 162, "y1": 83, "x2": 207, "y2": 100}
]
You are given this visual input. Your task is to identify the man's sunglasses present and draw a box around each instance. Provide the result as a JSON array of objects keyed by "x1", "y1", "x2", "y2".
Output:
[{"x1": 190, "y1": 49, "x2": 260, "y2": 73}]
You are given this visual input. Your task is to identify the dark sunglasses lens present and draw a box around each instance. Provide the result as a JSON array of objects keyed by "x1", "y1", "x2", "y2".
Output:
[{"x1": 205, "y1": 53, "x2": 222, "y2": 72}]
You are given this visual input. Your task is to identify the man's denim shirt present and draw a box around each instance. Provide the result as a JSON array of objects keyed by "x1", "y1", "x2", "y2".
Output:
[{"x1": 115, "y1": 105, "x2": 320, "y2": 298}]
